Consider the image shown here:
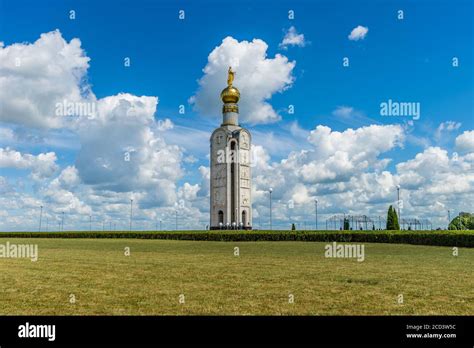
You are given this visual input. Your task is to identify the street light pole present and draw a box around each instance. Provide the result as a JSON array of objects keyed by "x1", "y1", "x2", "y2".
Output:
[
  {"x1": 89, "y1": 215, "x2": 92, "y2": 232},
  {"x1": 314, "y1": 199, "x2": 318, "y2": 230},
  {"x1": 396, "y1": 185, "x2": 401, "y2": 227},
  {"x1": 269, "y1": 188, "x2": 273, "y2": 230},
  {"x1": 175, "y1": 211, "x2": 178, "y2": 231},
  {"x1": 130, "y1": 199, "x2": 133, "y2": 232},
  {"x1": 448, "y1": 210, "x2": 451, "y2": 230},
  {"x1": 397, "y1": 186, "x2": 400, "y2": 216},
  {"x1": 39, "y1": 205, "x2": 43, "y2": 232},
  {"x1": 61, "y1": 211, "x2": 64, "y2": 232}
]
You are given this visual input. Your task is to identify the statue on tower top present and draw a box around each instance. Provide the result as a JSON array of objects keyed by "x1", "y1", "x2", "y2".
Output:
[{"x1": 227, "y1": 66, "x2": 235, "y2": 86}]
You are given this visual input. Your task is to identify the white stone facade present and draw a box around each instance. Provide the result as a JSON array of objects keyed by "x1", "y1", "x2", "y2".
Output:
[{"x1": 210, "y1": 118, "x2": 252, "y2": 230}]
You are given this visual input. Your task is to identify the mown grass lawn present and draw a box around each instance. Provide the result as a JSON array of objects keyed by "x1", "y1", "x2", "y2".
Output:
[{"x1": 0, "y1": 238, "x2": 472, "y2": 315}]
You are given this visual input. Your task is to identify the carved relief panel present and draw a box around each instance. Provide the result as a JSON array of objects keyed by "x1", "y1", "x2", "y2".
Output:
[
  {"x1": 240, "y1": 131, "x2": 249, "y2": 149},
  {"x1": 240, "y1": 188, "x2": 250, "y2": 207},
  {"x1": 213, "y1": 164, "x2": 227, "y2": 187}
]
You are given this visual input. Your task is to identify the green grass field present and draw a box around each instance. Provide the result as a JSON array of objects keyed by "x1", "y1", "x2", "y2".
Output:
[{"x1": 0, "y1": 238, "x2": 473, "y2": 315}]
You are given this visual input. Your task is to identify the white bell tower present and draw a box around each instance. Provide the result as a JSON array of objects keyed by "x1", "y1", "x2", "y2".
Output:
[{"x1": 210, "y1": 67, "x2": 252, "y2": 230}]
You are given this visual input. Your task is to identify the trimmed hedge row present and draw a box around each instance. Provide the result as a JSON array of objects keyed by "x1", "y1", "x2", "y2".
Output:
[{"x1": 0, "y1": 230, "x2": 473, "y2": 247}]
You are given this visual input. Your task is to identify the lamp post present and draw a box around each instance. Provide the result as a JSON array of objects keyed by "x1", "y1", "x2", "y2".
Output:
[
  {"x1": 160, "y1": 219, "x2": 162, "y2": 231},
  {"x1": 314, "y1": 199, "x2": 318, "y2": 230},
  {"x1": 269, "y1": 188, "x2": 273, "y2": 230},
  {"x1": 396, "y1": 185, "x2": 401, "y2": 225},
  {"x1": 61, "y1": 211, "x2": 64, "y2": 232},
  {"x1": 175, "y1": 210, "x2": 178, "y2": 231},
  {"x1": 39, "y1": 205, "x2": 43, "y2": 232},
  {"x1": 89, "y1": 215, "x2": 92, "y2": 232},
  {"x1": 448, "y1": 210, "x2": 451, "y2": 230},
  {"x1": 129, "y1": 199, "x2": 133, "y2": 232}
]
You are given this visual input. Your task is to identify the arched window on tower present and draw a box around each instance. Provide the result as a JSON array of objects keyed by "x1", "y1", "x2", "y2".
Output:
[
  {"x1": 218, "y1": 210, "x2": 224, "y2": 224},
  {"x1": 242, "y1": 210, "x2": 247, "y2": 226}
]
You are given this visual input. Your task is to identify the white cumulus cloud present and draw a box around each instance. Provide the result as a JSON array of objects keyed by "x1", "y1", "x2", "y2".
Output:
[
  {"x1": 190, "y1": 36, "x2": 296, "y2": 125},
  {"x1": 455, "y1": 130, "x2": 474, "y2": 153},
  {"x1": 279, "y1": 26, "x2": 307, "y2": 49},
  {"x1": 75, "y1": 93, "x2": 184, "y2": 207},
  {"x1": 348, "y1": 25, "x2": 369, "y2": 41},
  {"x1": 0, "y1": 147, "x2": 58, "y2": 179},
  {"x1": 252, "y1": 124, "x2": 405, "y2": 211},
  {"x1": 0, "y1": 30, "x2": 92, "y2": 129}
]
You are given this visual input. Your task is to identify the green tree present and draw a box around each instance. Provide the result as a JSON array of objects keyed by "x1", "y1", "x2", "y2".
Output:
[
  {"x1": 386, "y1": 205, "x2": 394, "y2": 230},
  {"x1": 343, "y1": 218, "x2": 350, "y2": 230},
  {"x1": 393, "y1": 208, "x2": 400, "y2": 230},
  {"x1": 449, "y1": 212, "x2": 474, "y2": 230}
]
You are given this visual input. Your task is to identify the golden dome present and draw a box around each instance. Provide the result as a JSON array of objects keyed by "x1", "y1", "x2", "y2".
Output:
[{"x1": 220, "y1": 85, "x2": 240, "y2": 104}]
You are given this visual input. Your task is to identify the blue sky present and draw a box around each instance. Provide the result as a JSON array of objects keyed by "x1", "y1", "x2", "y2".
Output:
[{"x1": 0, "y1": 0, "x2": 473, "y2": 230}]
